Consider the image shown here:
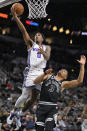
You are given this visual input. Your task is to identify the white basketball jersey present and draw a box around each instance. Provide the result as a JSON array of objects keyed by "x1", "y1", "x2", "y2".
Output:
[{"x1": 27, "y1": 42, "x2": 47, "y2": 69}]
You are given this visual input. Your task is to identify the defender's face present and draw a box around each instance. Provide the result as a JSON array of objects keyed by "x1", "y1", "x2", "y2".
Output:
[
  {"x1": 35, "y1": 33, "x2": 43, "y2": 43},
  {"x1": 58, "y1": 69, "x2": 68, "y2": 80}
]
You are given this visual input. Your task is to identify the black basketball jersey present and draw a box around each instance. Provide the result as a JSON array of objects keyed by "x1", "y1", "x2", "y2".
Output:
[{"x1": 40, "y1": 75, "x2": 63, "y2": 103}]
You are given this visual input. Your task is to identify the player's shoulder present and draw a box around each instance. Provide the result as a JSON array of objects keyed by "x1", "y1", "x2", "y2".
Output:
[
  {"x1": 46, "y1": 74, "x2": 54, "y2": 80},
  {"x1": 43, "y1": 44, "x2": 51, "y2": 51},
  {"x1": 27, "y1": 42, "x2": 36, "y2": 51},
  {"x1": 33, "y1": 42, "x2": 37, "y2": 46},
  {"x1": 61, "y1": 80, "x2": 69, "y2": 88}
]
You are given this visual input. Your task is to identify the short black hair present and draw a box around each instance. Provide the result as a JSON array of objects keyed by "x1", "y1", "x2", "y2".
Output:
[{"x1": 35, "y1": 32, "x2": 45, "y2": 40}]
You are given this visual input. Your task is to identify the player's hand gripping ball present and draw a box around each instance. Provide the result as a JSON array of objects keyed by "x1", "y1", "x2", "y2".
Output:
[{"x1": 12, "y1": 3, "x2": 24, "y2": 16}]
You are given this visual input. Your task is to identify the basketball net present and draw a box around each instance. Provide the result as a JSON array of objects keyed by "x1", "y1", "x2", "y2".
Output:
[{"x1": 25, "y1": 0, "x2": 49, "y2": 19}]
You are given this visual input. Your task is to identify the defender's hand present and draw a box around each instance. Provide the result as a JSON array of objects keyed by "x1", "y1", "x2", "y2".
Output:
[
  {"x1": 77, "y1": 55, "x2": 86, "y2": 65},
  {"x1": 45, "y1": 69, "x2": 53, "y2": 75}
]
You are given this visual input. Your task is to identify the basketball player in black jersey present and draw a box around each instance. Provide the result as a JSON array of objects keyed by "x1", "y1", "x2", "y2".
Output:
[{"x1": 34, "y1": 55, "x2": 86, "y2": 131}]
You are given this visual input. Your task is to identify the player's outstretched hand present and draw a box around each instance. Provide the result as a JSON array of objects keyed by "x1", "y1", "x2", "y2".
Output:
[
  {"x1": 77, "y1": 55, "x2": 86, "y2": 65},
  {"x1": 45, "y1": 69, "x2": 53, "y2": 75},
  {"x1": 11, "y1": 5, "x2": 17, "y2": 18}
]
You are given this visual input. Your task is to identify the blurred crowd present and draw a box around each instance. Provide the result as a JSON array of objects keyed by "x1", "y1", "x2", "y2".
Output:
[
  {"x1": 0, "y1": 57, "x2": 87, "y2": 131},
  {"x1": 0, "y1": 81, "x2": 87, "y2": 131}
]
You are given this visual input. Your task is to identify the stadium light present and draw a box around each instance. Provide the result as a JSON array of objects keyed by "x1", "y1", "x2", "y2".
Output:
[
  {"x1": 48, "y1": 18, "x2": 51, "y2": 22},
  {"x1": 70, "y1": 39, "x2": 73, "y2": 44},
  {"x1": 26, "y1": 20, "x2": 39, "y2": 27},
  {"x1": 52, "y1": 26, "x2": 57, "y2": 31},
  {"x1": 59, "y1": 27, "x2": 64, "y2": 33},
  {"x1": 0, "y1": 13, "x2": 8, "y2": 19},
  {"x1": 65, "y1": 29, "x2": 70, "y2": 35}
]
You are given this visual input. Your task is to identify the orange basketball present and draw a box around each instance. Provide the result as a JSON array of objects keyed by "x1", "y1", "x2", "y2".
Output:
[{"x1": 12, "y1": 3, "x2": 24, "y2": 16}]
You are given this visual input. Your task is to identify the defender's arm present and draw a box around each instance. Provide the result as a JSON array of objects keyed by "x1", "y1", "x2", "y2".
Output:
[{"x1": 62, "y1": 55, "x2": 86, "y2": 89}]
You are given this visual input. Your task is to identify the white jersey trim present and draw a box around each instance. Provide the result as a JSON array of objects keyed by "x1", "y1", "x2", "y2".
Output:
[{"x1": 39, "y1": 101, "x2": 57, "y2": 105}]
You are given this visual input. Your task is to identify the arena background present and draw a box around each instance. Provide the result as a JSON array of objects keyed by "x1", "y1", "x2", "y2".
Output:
[{"x1": 0, "y1": 0, "x2": 87, "y2": 131}]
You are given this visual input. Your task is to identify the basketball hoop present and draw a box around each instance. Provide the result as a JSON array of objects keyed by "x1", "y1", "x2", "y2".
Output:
[
  {"x1": 25, "y1": 0, "x2": 49, "y2": 19},
  {"x1": 0, "y1": 0, "x2": 49, "y2": 19}
]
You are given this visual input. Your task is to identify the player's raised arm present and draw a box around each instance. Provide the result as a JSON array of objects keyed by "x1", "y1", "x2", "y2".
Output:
[
  {"x1": 34, "y1": 69, "x2": 53, "y2": 84},
  {"x1": 11, "y1": 6, "x2": 34, "y2": 50},
  {"x1": 62, "y1": 55, "x2": 86, "y2": 90}
]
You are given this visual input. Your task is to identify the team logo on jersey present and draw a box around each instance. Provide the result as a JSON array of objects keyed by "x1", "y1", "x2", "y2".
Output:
[
  {"x1": 33, "y1": 48, "x2": 39, "y2": 51},
  {"x1": 48, "y1": 85, "x2": 55, "y2": 92}
]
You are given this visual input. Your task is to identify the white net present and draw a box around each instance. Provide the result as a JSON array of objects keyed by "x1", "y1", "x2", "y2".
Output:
[{"x1": 25, "y1": 0, "x2": 49, "y2": 19}]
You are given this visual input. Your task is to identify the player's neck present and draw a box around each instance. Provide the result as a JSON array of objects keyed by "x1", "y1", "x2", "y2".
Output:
[
  {"x1": 55, "y1": 75, "x2": 63, "y2": 81},
  {"x1": 37, "y1": 41, "x2": 42, "y2": 45}
]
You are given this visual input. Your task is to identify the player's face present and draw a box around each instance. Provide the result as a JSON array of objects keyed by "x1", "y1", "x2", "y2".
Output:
[
  {"x1": 58, "y1": 69, "x2": 68, "y2": 80},
  {"x1": 35, "y1": 33, "x2": 43, "y2": 43}
]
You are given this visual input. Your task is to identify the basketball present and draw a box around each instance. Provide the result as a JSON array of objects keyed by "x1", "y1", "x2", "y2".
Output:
[{"x1": 12, "y1": 3, "x2": 24, "y2": 16}]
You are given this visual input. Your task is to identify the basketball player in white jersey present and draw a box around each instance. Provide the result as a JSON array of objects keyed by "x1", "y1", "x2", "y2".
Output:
[{"x1": 7, "y1": 6, "x2": 51, "y2": 128}]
